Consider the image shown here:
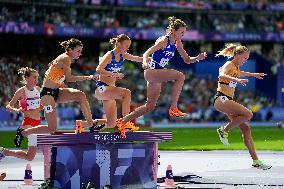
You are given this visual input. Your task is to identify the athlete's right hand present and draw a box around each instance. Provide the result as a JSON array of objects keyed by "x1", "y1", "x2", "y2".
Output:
[
  {"x1": 236, "y1": 78, "x2": 249, "y2": 86},
  {"x1": 16, "y1": 107, "x2": 23, "y2": 113},
  {"x1": 142, "y1": 63, "x2": 150, "y2": 69},
  {"x1": 112, "y1": 73, "x2": 124, "y2": 79}
]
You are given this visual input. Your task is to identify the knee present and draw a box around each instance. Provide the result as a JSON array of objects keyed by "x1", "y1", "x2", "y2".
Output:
[
  {"x1": 26, "y1": 155, "x2": 34, "y2": 161},
  {"x1": 177, "y1": 72, "x2": 185, "y2": 81},
  {"x1": 48, "y1": 126, "x2": 57, "y2": 134},
  {"x1": 77, "y1": 91, "x2": 87, "y2": 101},
  {"x1": 244, "y1": 110, "x2": 253, "y2": 121},
  {"x1": 145, "y1": 103, "x2": 156, "y2": 112},
  {"x1": 241, "y1": 124, "x2": 251, "y2": 135}
]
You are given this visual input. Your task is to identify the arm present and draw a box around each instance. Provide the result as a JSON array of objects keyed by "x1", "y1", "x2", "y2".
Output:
[
  {"x1": 124, "y1": 53, "x2": 143, "y2": 63},
  {"x1": 143, "y1": 36, "x2": 168, "y2": 65},
  {"x1": 6, "y1": 88, "x2": 24, "y2": 113},
  {"x1": 62, "y1": 58, "x2": 94, "y2": 82},
  {"x1": 176, "y1": 40, "x2": 207, "y2": 64},
  {"x1": 240, "y1": 71, "x2": 266, "y2": 79}
]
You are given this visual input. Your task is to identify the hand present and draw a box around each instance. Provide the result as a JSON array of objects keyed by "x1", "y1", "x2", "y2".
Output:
[
  {"x1": 91, "y1": 74, "x2": 99, "y2": 81},
  {"x1": 86, "y1": 75, "x2": 98, "y2": 81},
  {"x1": 112, "y1": 73, "x2": 124, "y2": 79},
  {"x1": 142, "y1": 62, "x2": 150, "y2": 69},
  {"x1": 236, "y1": 78, "x2": 249, "y2": 86},
  {"x1": 253, "y1": 73, "x2": 267, "y2": 79},
  {"x1": 196, "y1": 52, "x2": 207, "y2": 62},
  {"x1": 16, "y1": 107, "x2": 23, "y2": 113}
]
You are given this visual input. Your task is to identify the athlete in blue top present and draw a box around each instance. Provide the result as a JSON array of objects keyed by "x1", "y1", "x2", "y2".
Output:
[
  {"x1": 95, "y1": 34, "x2": 146, "y2": 135},
  {"x1": 118, "y1": 16, "x2": 207, "y2": 128}
]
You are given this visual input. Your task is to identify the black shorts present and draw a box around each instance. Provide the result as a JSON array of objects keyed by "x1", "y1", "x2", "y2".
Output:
[
  {"x1": 212, "y1": 91, "x2": 233, "y2": 106},
  {"x1": 40, "y1": 87, "x2": 60, "y2": 101}
]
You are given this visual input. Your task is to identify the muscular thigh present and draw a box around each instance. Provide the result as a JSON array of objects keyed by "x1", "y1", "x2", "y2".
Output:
[
  {"x1": 56, "y1": 88, "x2": 85, "y2": 103},
  {"x1": 145, "y1": 69, "x2": 183, "y2": 83},
  {"x1": 95, "y1": 86, "x2": 129, "y2": 101},
  {"x1": 214, "y1": 97, "x2": 250, "y2": 116}
]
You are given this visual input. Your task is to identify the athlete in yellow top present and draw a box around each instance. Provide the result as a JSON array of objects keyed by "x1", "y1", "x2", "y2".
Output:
[
  {"x1": 14, "y1": 38, "x2": 105, "y2": 147},
  {"x1": 213, "y1": 43, "x2": 271, "y2": 170}
]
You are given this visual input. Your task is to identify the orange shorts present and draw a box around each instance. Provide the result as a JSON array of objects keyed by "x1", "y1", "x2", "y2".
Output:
[{"x1": 21, "y1": 117, "x2": 41, "y2": 128}]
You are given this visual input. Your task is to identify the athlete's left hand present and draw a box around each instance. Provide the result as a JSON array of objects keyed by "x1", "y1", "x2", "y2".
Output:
[
  {"x1": 253, "y1": 73, "x2": 267, "y2": 79},
  {"x1": 197, "y1": 52, "x2": 207, "y2": 61}
]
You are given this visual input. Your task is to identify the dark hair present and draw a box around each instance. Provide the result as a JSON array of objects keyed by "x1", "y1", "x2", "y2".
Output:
[
  {"x1": 59, "y1": 38, "x2": 83, "y2": 51},
  {"x1": 18, "y1": 67, "x2": 38, "y2": 84},
  {"x1": 167, "y1": 16, "x2": 187, "y2": 34},
  {"x1": 109, "y1": 34, "x2": 130, "y2": 47}
]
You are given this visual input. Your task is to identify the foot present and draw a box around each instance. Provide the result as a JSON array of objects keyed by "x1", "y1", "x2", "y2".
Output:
[
  {"x1": 252, "y1": 160, "x2": 272, "y2": 170},
  {"x1": 75, "y1": 120, "x2": 84, "y2": 134},
  {"x1": 217, "y1": 127, "x2": 229, "y2": 146},
  {"x1": 124, "y1": 122, "x2": 139, "y2": 131},
  {"x1": 89, "y1": 121, "x2": 106, "y2": 133},
  {"x1": 14, "y1": 128, "x2": 25, "y2": 147},
  {"x1": 169, "y1": 107, "x2": 187, "y2": 117},
  {"x1": 115, "y1": 119, "x2": 127, "y2": 139}
]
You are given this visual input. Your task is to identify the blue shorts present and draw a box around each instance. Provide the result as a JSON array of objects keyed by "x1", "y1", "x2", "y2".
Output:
[{"x1": 96, "y1": 81, "x2": 109, "y2": 93}]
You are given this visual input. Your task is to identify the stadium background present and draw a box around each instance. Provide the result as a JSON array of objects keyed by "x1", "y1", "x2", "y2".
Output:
[{"x1": 0, "y1": 0, "x2": 283, "y2": 150}]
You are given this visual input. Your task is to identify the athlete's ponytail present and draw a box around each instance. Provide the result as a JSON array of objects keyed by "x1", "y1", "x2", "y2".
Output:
[
  {"x1": 167, "y1": 16, "x2": 187, "y2": 35},
  {"x1": 18, "y1": 67, "x2": 38, "y2": 84},
  {"x1": 216, "y1": 43, "x2": 248, "y2": 58},
  {"x1": 109, "y1": 34, "x2": 130, "y2": 47}
]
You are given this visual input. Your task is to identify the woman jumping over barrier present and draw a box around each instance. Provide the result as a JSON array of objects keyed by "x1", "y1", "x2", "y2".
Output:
[
  {"x1": 213, "y1": 43, "x2": 271, "y2": 170},
  {"x1": 14, "y1": 38, "x2": 105, "y2": 147},
  {"x1": 117, "y1": 16, "x2": 207, "y2": 132},
  {"x1": 95, "y1": 34, "x2": 145, "y2": 137}
]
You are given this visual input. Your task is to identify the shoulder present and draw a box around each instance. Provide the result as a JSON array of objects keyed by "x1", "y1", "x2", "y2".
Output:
[{"x1": 15, "y1": 86, "x2": 26, "y2": 95}]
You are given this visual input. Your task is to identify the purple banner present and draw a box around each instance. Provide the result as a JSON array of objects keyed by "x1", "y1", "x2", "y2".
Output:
[
  {"x1": 0, "y1": 21, "x2": 43, "y2": 35},
  {"x1": 1, "y1": 22, "x2": 284, "y2": 42}
]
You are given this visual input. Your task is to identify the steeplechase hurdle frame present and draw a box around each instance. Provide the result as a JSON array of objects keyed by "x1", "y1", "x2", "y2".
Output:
[{"x1": 35, "y1": 131, "x2": 172, "y2": 189}]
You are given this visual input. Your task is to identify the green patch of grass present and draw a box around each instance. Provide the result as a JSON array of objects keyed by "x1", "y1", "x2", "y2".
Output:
[{"x1": 0, "y1": 127, "x2": 283, "y2": 151}]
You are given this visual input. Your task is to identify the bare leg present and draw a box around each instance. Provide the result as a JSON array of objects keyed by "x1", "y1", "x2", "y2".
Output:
[
  {"x1": 122, "y1": 82, "x2": 161, "y2": 124},
  {"x1": 56, "y1": 88, "x2": 93, "y2": 127},
  {"x1": 3, "y1": 147, "x2": 37, "y2": 161},
  {"x1": 239, "y1": 123, "x2": 258, "y2": 160},
  {"x1": 22, "y1": 95, "x2": 57, "y2": 136},
  {"x1": 214, "y1": 98, "x2": 253, "y2": 133},
  {"x1": 103, "y1": 100, "x2": 117, "y2": 128}
]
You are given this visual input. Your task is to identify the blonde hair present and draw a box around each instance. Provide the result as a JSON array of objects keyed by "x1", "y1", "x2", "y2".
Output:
[
  {"x1": 216, "y1": 43, "x2": 249, "y2": 58},
  {"x1": 18, "y1": 67, "x2": 38, "y2": 84},
  {"x1": 109, "y1": 34, "x2": 130, "y2": 47},
  {"x1": 167, "y1": 16, "x2": 187, "y2": 35},
  {"x1": 60, "y1": 38, "x2": 83, "y2": 51}
]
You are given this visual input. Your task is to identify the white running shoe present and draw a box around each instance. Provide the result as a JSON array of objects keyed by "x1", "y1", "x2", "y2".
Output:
[
  {"x1": 217, "y1": 127, "x2": 229, "y2": 146},
  {"x1": 252, "y1": 160, "x2": 272, "y2": 170}
]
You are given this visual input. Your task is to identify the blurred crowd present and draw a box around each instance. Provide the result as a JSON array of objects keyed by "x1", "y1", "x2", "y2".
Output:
[{"x1": 0, "y1": 1, "x2": 283, "y2": 32}]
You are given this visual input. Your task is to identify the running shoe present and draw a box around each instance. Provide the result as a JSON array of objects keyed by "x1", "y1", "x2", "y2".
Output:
[
  {"x1": 169, "y1": 108, "x2": 187, "y2": 117},
  {"x1": 252, "y1": 160, "x2": 272, "y2": 170},
  {"x1": 217, "y1": 126, "x2": 229, "y2": 146},
  {"x1": 14, "y1": 128, "x2": 24, "y2": 147}
]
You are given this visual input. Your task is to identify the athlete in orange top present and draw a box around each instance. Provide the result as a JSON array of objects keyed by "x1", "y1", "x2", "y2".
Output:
[
  {"x1": 213, "y1": 44, "x2": 271, "y2": 170},
  {"x1": 14, "y1": 38, "x2": 105, "y2": 147}
]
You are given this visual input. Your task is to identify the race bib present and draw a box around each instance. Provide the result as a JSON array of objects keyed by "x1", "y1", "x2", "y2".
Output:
[
  {"x1": 158, "y1": 58, "x2": 169, "y2": 67},
  {"x1": 229, "y1": 81, "x2": 237, "y2": 88}
]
